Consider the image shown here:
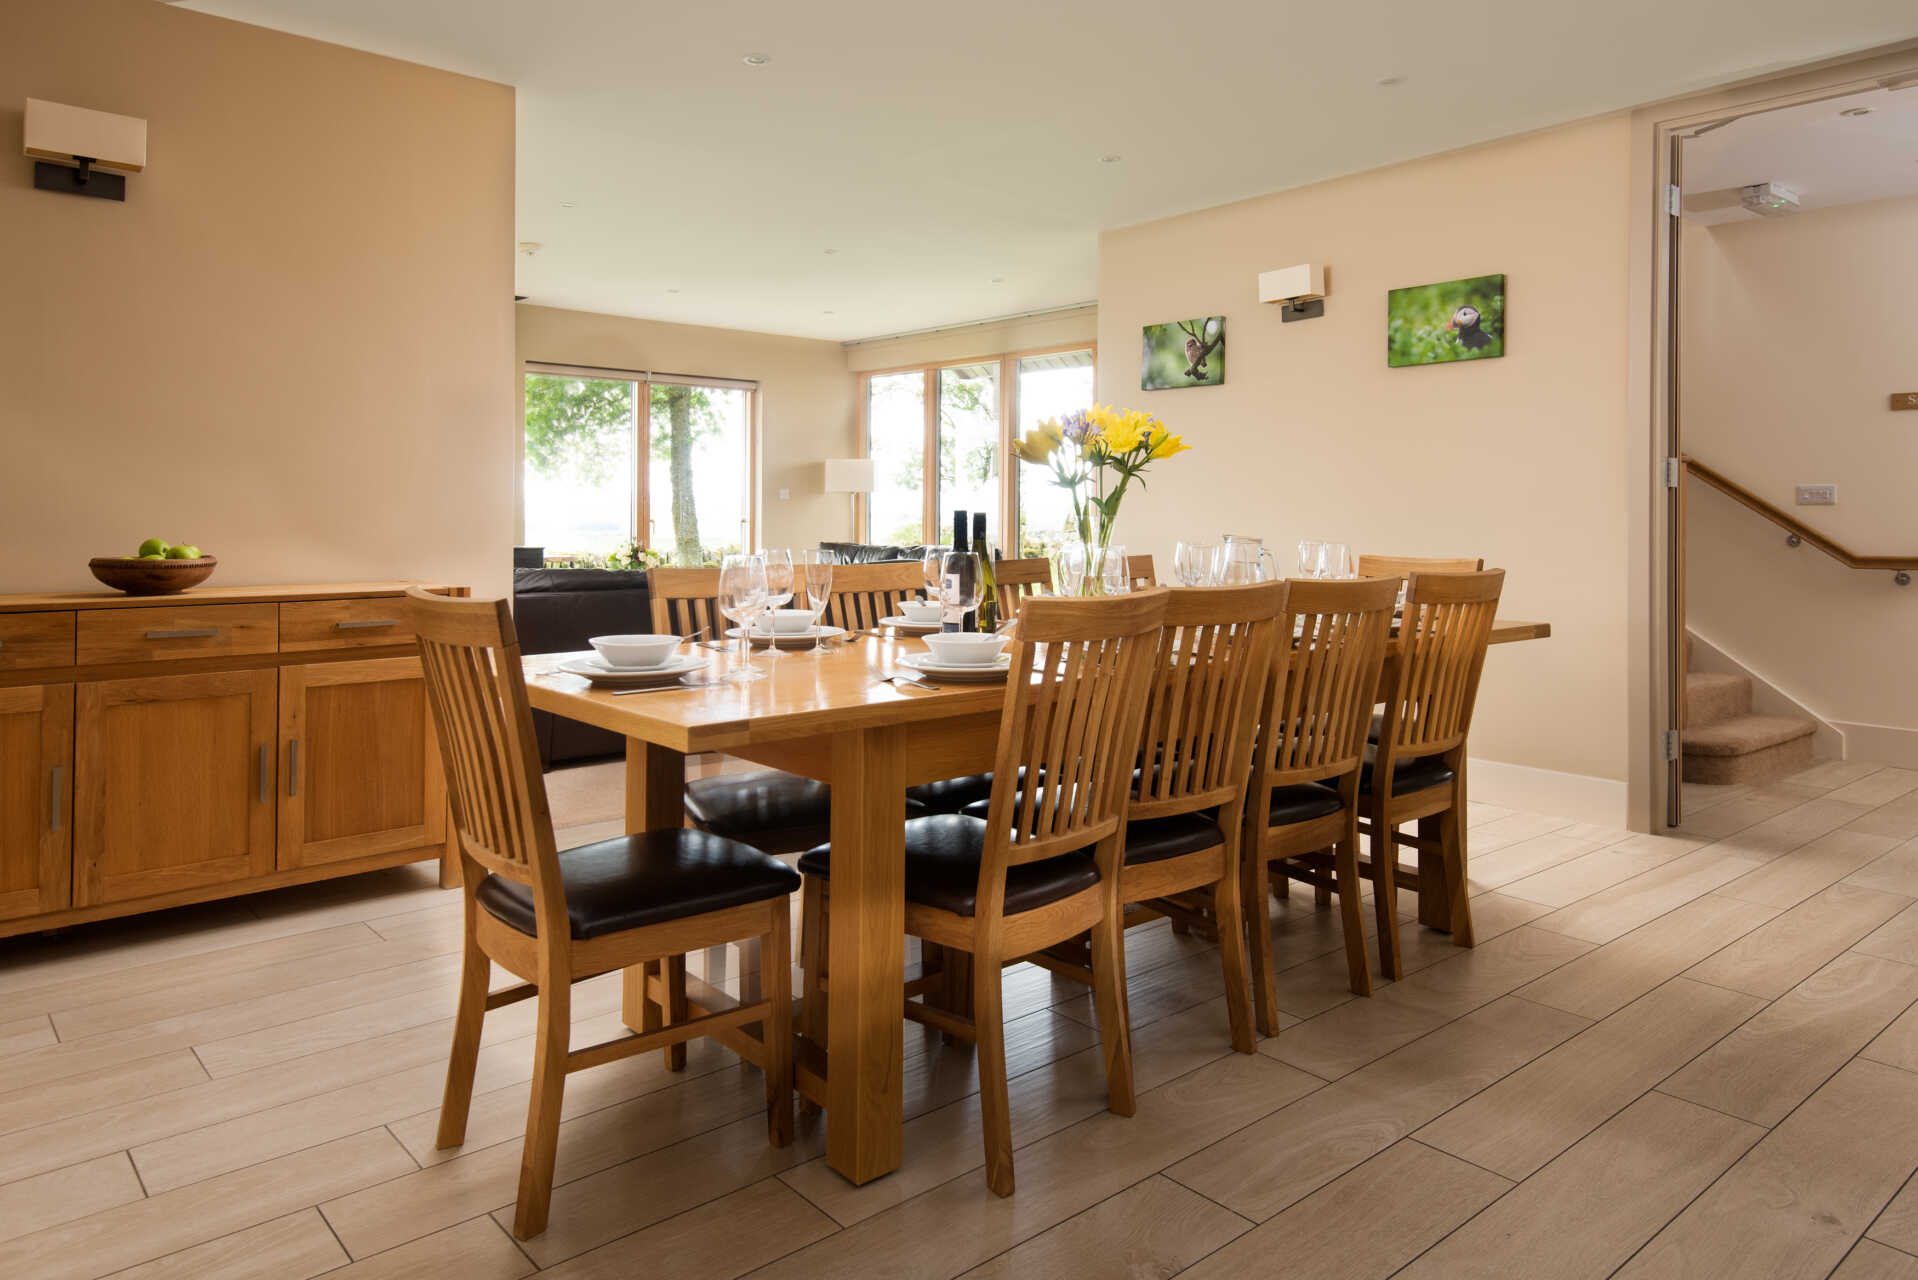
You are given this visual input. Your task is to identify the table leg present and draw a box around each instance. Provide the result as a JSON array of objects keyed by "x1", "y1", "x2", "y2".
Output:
[
  {"x1": 622, "y1": 737, "x2": 687, "y2": 1031},
  {"x1": 825, "y1": 724, "x2": 907, "y2": 1185}
]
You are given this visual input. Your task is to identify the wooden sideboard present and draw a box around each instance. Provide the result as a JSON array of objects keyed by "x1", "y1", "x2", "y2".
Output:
[{"x1": 0, "y1": 582, "x2": 463, "y2": 938}]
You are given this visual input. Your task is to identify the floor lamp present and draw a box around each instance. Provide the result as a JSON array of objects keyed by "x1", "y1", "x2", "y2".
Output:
[{"x1": 824, "y1": 458, "x2": 873, "y2": 543}]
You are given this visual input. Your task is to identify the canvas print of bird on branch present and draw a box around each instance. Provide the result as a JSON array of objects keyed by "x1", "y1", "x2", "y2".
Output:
[
  {"x1": 1141, "y1": 316, "x2": 1225, "y2": 389},
  {"x1": 1387, "y1": 274, "x2": 1505, "y2": 367}
]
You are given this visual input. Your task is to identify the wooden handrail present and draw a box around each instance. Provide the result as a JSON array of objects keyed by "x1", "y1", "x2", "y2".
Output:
[{"x1": 1681, "y1": 455, "x2": 1918, "y2": 573}]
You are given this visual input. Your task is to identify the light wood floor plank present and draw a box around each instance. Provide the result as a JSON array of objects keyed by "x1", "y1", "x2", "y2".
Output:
[
  {"x1": 1857, "y1": 902, "x2": 1918, "y2": 967},
  {"x1": 1863, "y1": 1001, "x2": 1918, "y2": 1074},
  {"x1": 1830, "y1": 770, "x2": 1918, "y2": 809},
  {"x1": 0, "y1": 1047, "x2": 206, "y2": 1139},
  {"x1": 0, "y1": 1151, "x2": 145, "y2": 1245},
  {"x1": 1498, "y1": 832, "x2": 1702, "y2": 909},
  {"x1": 1850, "y1": 794, "x2": 1918, "y2": 843},
  {"x1": 1531, "y1": 845, "x2": 1770, "y2": 945},
  {"x1": 1715, "y1": 828, "x2": 1902, "y2": 909},
  {"x1": 1663, "y1": 952, "x2": 1918, "y2": 1125},
  {"x1": 1851, "y1": 842, "x2": 1918, "y2": 899},
  {"x1": 1399, "y1": 1091, "x2": 1762, "y2": 1280},
  {"x1": 1834, "y1": 1240, "x2": 1918, "y2": 1280},
  {"x1": 1715, "y1": 797, "x2": 1878, "y2": 860},
  {"x1": 1685, "y1": 883, "x2": 1914, "y2": 1000},
  {"x1": 1179, "y1": 1138, "x2": 1507, "y2": 1280},
  {"x1": 1517, "y1": 893, "x2": 1776, "y2": 1020},
  {"x1": 1871, "y1": 1175, "x2": 1918, "y2": 1256},
  {"x1": 1617, "y1": 1058, "x2": 1918, "y2": 1279},
  {"x1": 536, "y1": 1177, "x2": 837, "y2": 1280},
  {"x1": 103, "y1": 1209, "x2": 348, "y2": 1280},
  {"x1": 961, "y1": 1174, "x2": 1249, "y2": 1279},
  {"x1": 319, "y1": 1216, "x2": 533, "y2": 1280},
  {"x1": 0, "y1": 1015, "x2": 55, "y2": 1059},
  {"x1": 1166, "y1": 996, "x2": 1587, "y2": 1221},
  {"x1": 1416, "y1": 979, "x2": 1764, "y2": 1181}
]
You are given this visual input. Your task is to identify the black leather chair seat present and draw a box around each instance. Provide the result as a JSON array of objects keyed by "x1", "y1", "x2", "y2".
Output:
[
  {"x1": 476, "y1": 829, "x2": 799, "y2": 941},
  {"x1": 1265, "y1": 782, "x2": 1345, "y2": 827},
  {"x1": 797, "y1": 814, "x2": 1098, "y2": 917},
  {"x1": 686, "y1": 769, "x2": 929, "y2": 841},
  {"x1": 1122, "y1": 812, "x2": 1226, "y2": 865},
  {"x1": 905, "y1": 773, "x2": 996, "y2": 814},
  {"x1": 1359, "y1": 747, "x2": 1456, "y2": 797}
]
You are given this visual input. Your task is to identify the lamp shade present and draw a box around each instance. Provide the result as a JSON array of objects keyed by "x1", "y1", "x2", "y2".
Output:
[{"x1": 824, "y1": 457, "x2": 874, "y2": 494}]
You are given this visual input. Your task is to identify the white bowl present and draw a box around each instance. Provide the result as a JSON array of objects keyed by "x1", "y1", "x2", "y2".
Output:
[
  {"x1": 753, "y1": 608, "x2": 816, "y2": 635},
  {"x1": 588, "y1": 633, "x2": 682, "y2": 669},
  {"x1": 898, "y1": 599, "x2": 944, "y2": 625},
  {"x1": 922, "y1": 632, "x2": 1009, "y2": 667}
]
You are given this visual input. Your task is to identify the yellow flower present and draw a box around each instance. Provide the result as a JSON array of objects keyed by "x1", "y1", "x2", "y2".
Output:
[
  {"x1": 1013, "y1": 421, "x2": 1063, "y2": 463},
  {"x1": 1088, "y1": 404, "x2": 1155, "y2": 454},
  {"x1": 1148, "y1": 430, "x2": 1191, "y2": 460}
]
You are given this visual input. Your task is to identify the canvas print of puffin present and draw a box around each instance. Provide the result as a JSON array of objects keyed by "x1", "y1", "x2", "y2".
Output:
[
  {"x1": 1386, "y1": 274, "x2": 1505, "y2": 367},
  {"x1": 1141, "y1": 316, "x2": 1225, "y2": 389}
]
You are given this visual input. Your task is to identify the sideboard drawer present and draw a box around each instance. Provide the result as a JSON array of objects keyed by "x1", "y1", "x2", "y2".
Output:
[
  {"x1": 0, "y1": 612, "x2": 76, "y2": 671},
  {"x1": 279, "y1": 598, "x2": 416, "y2": 652},
  {"x1": 77, "y1": 604, "x2": 279, "y2": 666}
]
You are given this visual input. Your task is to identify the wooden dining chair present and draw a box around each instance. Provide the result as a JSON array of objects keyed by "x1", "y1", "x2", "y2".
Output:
[
  {"x1": 1125, "y1": 554, "x2": 1158, "y2": 590},
  {"x1": 798, "y1": 590, "x2": 1170, "y2": 1195},
  {"x1": 1247, "y1": 577, "x2": 1398, "y2": 1010},
  {"x1": 647, "y1": 566, "x2": 727, "y2": 640},
  {"x1": 993, "y1": 557, "x2": 1053, "y2": 620},
  {"x1": 822, "y1": 560, "x2": 926, "y2": 631},
  {"x1": 405, "y1": 588, "x2": 797, "y2": 1240},
  {"x1": 1362, "y1": 569, "x2": 1505, "y2": 979},
  {"x1": 1354, "y1": 554, "x2": 1485, "y2": 578}
]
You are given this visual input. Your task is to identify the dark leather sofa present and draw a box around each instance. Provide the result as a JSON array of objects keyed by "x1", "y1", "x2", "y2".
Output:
[{"x1": 512, "y1": 568, "x2": 653, "y2": 768}]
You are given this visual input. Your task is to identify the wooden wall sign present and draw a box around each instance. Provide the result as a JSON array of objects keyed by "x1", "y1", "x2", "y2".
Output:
[{"x1": 1892, "y1": 392, "x2": 1918, "y2": 411}]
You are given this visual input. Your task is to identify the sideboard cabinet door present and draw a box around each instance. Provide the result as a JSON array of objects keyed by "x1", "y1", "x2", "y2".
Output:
[
  {"x1": 0, "y1": 684, "x2": 73, "y2": 919},
  {"x1": 277, "y1": 657, "x2": 444, "y2": 870},
  {"x1": 75, "y1": 670, "x2": 277, "y2": 905}
]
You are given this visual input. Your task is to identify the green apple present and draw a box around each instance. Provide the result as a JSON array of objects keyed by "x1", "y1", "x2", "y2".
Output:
[
  {"x1": 136, "y1": 537, "x2": 169, "y2": 558},
  {"x1": 139, "y1": 554, "x2": 166, "y2": 560},
  {"x1": 165, "y1": 544, "x2": 201, "y2": 560}
]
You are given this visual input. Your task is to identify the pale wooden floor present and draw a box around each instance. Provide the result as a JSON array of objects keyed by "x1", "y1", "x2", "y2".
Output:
[{"x1": 2, "y1": 758, "x2": 1918, "y2": 1279}]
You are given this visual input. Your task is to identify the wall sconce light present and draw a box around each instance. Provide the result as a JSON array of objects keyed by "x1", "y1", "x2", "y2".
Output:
[
  {"x1": 824, "y1": 457, "x2": 874, "y2": 538},
  {"x1": 25, "y1": 99, "x2": 147, "y2": 202},
  {"x1": 1258, "y1": 263, "x2": 1327, "y2": 322}
]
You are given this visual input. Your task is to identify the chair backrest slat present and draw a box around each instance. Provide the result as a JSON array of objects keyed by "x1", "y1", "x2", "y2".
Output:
[
  {"x1": 1355, "y1": 553, "x2": 1484, "y2": 579},
  {"x1": 405, "y1": 589, "x2": 559, "y2": 899},
  {"x1": 648, "y1": 567, "x2": 724, "y2": 641},
  {"x1": 1126, "y1": 554, "x2": 1158, "y2": 590},
  {"x1": 823, "y1": 561, "x2": 925, "y2": 631},
  {"x1": 1259, "y1": 577, "x2": 1398, "y2": 791},
  {"x1": 1132, "y1": 583, "x2": 1284, "y2": 822},
  {"x1": 977, "y1": 592, "x2": 1167, "y2": 879},
  {"x1": 1378, "y1": 570, "x2": 1505, "y2": 764},
  {"x1": 994, "y1": 557, "x2": 1052, "y2": 621}
]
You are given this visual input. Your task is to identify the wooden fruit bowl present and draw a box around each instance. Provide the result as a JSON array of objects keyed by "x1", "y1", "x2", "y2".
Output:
[{"x1": 88, "y1": 556, "x2": 218, "y2": 596}]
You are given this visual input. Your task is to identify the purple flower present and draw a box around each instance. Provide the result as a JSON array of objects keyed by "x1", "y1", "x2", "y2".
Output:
[{"x1": 1058, "y1": 410, "x2": 1093, "y2": 444}]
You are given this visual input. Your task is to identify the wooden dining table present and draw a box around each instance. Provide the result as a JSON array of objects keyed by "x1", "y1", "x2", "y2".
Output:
[{"x1": 524, "y1": 616, "x2": 1550, "y2": 1187}]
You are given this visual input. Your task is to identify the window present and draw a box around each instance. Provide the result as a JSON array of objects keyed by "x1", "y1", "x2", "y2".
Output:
[
  {"x1": 862, "y1": 345, "x2": 1093, "y2": 555},
  {"x1": 522, "y1": 365, "x2": 756, "y2": 566}
]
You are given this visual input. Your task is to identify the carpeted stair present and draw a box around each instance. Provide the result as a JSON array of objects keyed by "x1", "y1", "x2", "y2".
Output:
[{"x1": 1681, "y1": 656, "x2": 1817, "y2": 786}]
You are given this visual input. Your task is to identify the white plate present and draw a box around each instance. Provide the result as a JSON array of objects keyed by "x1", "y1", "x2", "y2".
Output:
[
  {"x1": 879, "y1": 615, "x2": 941, "y2": 633},
  {"x1": 725, "y1": 624, "x2": 846, "y2": 648},
  {"x1": 557, "y1": 654, "x2": 710, "y2": 686},
  {"x1": 898, "y1": 652, "x2": 1012, "y2": 682}
]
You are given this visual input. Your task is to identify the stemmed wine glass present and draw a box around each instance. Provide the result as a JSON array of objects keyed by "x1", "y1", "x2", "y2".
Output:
[
  {"x1": 938, "y1": 549, "x2": 980, "y2": 631},
  {"x1": 1174, "y1": 539, "x2": 1215, "y2": 587},
  {"x1": 715, "y1": 553, "x2": 768, "y2": 683},
  {"x1": 920, "y1": 545, "x2": 950, "y2": 614},
  {"x1": 1297, "y1": 539, "x2": 1324, "y2": 578},
  {"x1": 802, "y1": 550, "x2": 837, "y2": 649},
  {"x1": 758, "y1": 548, "x2": 796, "y2": 663},
  {"x1": 1314, "y1": 542, "x2": 1354, "y2": 580},
  {"x1": 1100, "y1": 544, "x2": 1131, "y2": 595}
]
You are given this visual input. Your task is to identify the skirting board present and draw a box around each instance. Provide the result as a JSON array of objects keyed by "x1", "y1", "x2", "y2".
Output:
[
  {"x1": 1469, "y1": 757, "x2": 1627, "y2": 829},
  {"x1": 1828, "y1": 722, "x2": 1918, "y2": 771}
]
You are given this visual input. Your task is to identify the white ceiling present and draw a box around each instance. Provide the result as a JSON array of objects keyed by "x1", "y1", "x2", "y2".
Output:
[
  {"x1": 172, "y1": 0, "x2": 1918, "y2": 340},
  {"x1": 1683, "y1": 83, "x2": 1918, "y2": 224}
]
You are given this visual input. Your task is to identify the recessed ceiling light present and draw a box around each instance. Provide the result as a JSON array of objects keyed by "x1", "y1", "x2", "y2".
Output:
[
  {"x1": 822, "y1": 309, "x2": 835, "y2": 315},
  {"x1": 1840, "y1": 106, "x2": 1872, "y2": 117},
  {"x1": 991, "y1": 276, "x2": 1006, "y2": 284},
  {"x1": 823, "y1": 248, "x2": 837, "y2": 255},
  {"x1": 1377, "y1": 75, "x2": 1406, "y2": 87},
  {"x1": 742, "y1": 53, "x2": 770, "y2": 66},
  {"x1": 1099, "y1": 153, "x2": 1122, "y2": 164},
  {"x1": 666, "y1": 288, "x2": 680, "y2": 294},
  {"x1": 559, "y1": 200, "x2": 577, "y2": 208}
]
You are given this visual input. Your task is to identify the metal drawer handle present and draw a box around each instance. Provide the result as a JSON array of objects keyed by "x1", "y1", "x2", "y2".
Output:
[
  {"x1": 258, "y1": 744, "x2": 269, "y2": 804},
  {"x1": 333, "y1": 618, "x2": 400, "y2": 630},
  {"x1": 145, "y1": 628, "x2": 219, "y2": 640},
  {"x1": 288, "y1": 739, "x2": 300, "y2": 798},
  {"x1": 49, "y1": 766, "x2": 62, "y2": 833}
]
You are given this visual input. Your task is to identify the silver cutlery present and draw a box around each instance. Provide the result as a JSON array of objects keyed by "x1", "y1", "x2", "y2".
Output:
[
  {"x1": 879, "y1": 674, "x2": 940, "y2": 691},
  {"x1": 611, "y1": 680, "x2": 716, "y2": 695}
]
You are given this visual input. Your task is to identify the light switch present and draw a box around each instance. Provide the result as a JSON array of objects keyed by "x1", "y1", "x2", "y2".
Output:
[
  {"x1": 778, "y1": 487, "x2": 790, "y2": 501},
  {"x1": 1795, "y1": 484, "x2": 1836, "y2": 506}
]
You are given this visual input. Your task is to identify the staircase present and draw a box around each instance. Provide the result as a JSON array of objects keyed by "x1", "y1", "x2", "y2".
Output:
[{"x1": 1682, "y1": 651, "x2": 1818, "y2": 785}]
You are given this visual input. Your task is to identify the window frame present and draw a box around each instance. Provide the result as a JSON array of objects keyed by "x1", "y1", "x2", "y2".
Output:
[
  {"x1": 855, "y1": 342, "x2": 1096, "y2": 547},
  {"x1": 519, "y1": 361, "x2": 761, "y2": 561}
]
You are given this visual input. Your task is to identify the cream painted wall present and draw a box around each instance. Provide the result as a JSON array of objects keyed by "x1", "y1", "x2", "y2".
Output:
[
  {"x1": 1098, "y1": 117, "x2": 1635, "y2": 784},
  {"x1": 845, "y1": 306, "x2": 1098, "y2": 372},
  {"x1": 515, "y1": 305, "x2": 856, "y2": 550},
  {"x1": 0, "y1": 0, "x2": 516, "y2": 597},
  {"x1": 1681, "y1": 195, "x2": 1918, "y2": 748}
]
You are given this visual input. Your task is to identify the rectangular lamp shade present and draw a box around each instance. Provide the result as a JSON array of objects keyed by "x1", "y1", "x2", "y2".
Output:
[
  {"x1": 24, "y1": 99, "x2": 147, "y2": 173},
  {"x1": 824, "y1": 458, "x2": 874, "y2": 494}
]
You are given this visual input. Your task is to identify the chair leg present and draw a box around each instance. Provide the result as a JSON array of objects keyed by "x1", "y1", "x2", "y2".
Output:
[
  {"x1": 1332, "y1": 833, "x2": 1373, "y2": 997},
  {"x1": 1243, "y1": 850, "x2": 1282, "y2": 1038},
  {"x1": 973, "y1": 949, "x2": 1015, "y2": 1197},
  {"x1": 512, "y1": 979, "x2": 571, "y2": 1240},
  {"x1": 1371, "y1": 818, "x2": 1404, "y2": 981},
  {"x1": 665, "y1": 954, "x2": 688, "y2": 1071},
  {"x1": 435, "y1": 921, "x2": 489, "y2": 1149},
  {"x1": 1440, "y1": 804, "x2": 1475, "y2": 947},
  {"x1": 1089, "y1": 907, "x2": 1136, "y2": 1117},
  {"x1": 764, "y1": 901, "x2": 794, "y2": 1147},
  {"x1": 1211, "y1": 861, "x2": 1256, "y2": 1052},
  {"x1": 797, "y1": 877, "x2": 827, "y2": 1051}
]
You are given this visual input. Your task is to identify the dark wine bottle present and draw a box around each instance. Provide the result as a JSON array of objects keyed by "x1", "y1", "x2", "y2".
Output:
[{"x1": 943, "y1": 510, "x2": 974, "y2": 634}]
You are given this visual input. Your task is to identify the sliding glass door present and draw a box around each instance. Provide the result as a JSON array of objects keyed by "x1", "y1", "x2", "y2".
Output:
[
  {"x1": 522, "y1": 372, "x2": 639, "y2": 558},
  {"x1": 647, "y1": 381, "x2": 752, "y2": 565},
  {"x1": 936, "y1": 363, "x2": 1000, "y2": 545},
  {"x1": 867, "y1": 371, "x2": 926, "y2": 546},
  {"x1": 1016, "y1": 349, "x2": 1095, "y2": 556}
]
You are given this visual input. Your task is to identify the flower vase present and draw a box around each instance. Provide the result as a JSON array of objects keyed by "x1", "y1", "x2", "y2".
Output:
[{"x1": 1056, "y1": 539, "x2": 1124, "y2": 597}]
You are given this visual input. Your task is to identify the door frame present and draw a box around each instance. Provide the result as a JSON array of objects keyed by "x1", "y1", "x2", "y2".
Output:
[{"x1": 1628, "y1": 41, "x2": 1918, "y2": 830}]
